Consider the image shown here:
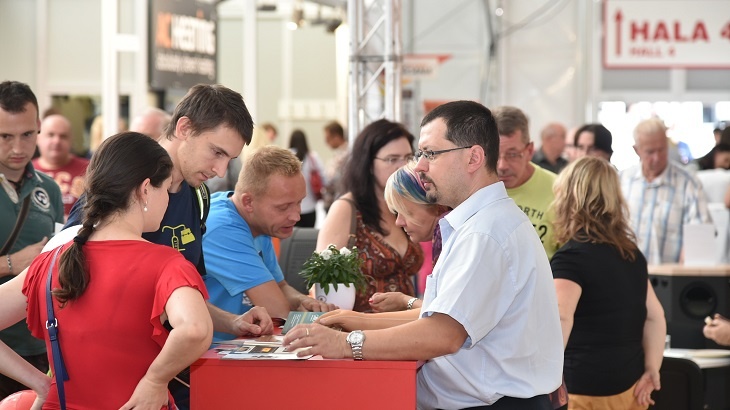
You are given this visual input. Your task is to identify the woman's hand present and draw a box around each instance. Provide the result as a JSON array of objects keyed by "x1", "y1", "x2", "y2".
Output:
[
  {"x1": 119, "y1": 375, "x2": 169, "y2": 410},
  {"x1": 704, "y1": 314, "x2": 730, "y2": 346},
  {"x1": 633, "y1": 370, "x2": 660, "y2": 407},
  {"x1": 29, "y1": 377, "x2": 50, "y2": 410},
  {"x1": 317, "y1": 309, "x2": 365, "y2": 332},
  {"x1": 369, "y1": 292, "x2": 419, "y2": 312}
]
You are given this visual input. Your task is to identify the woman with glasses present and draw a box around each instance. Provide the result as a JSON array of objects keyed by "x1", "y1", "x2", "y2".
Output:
[{"x1": 317, "y1": 119, "x2": 424, "y2": 312}]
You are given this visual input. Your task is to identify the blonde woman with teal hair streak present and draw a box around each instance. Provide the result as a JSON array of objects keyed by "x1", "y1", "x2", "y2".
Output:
[{"x1": 368, "y1": 162, "x2": 450, "y2": 312}]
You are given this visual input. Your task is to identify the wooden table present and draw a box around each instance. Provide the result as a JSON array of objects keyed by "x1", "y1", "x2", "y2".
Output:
[
  {"x1": 665, "y1": 348, "x2": 730, "y2": 369},
  {"x1": 648, "y1": 264, "x2": 730, "y2": 276},
  {"x1": 190, "y1": 349, "x2": 419, "y2": 409}
]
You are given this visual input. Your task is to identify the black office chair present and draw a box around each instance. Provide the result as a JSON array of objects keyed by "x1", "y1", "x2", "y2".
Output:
[
  {"x1": 652, "y1": 357, "x2": 705, "y2": 410},
  {"x1": 278, "y1": 227, "x2": 319, "y2": 294}
]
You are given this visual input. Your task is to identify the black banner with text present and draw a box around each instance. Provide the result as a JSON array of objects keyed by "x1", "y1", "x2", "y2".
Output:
[{"x1": 150, "y1": 0, "x2": 217, "y2": 89}]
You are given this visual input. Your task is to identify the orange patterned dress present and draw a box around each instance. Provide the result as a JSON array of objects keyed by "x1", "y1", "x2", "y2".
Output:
[{"x1": 350, "y1": 209, "x2": 424, "y2": 312}]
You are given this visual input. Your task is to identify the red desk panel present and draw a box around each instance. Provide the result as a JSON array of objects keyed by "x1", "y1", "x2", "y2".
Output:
[{"x1": 191, "y1": 349, "x2": 418, "y2": 409}]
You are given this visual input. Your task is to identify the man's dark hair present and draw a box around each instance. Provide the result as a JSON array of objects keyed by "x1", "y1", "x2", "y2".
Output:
[
  {"x1": 324, "y1": 121, "x2": 344, "y2": 138},
  {"x1": 164, "y1": 84, "x2": 254, "y2": 144},
  {"x1": 0, "y1": 81, "x2": 39, "y2": 116},
  {"x1": 421, "y1": 100, "x2": 499, "y2": 173},
  {"x1": 573, "y1": 123, "x2": 613, "y2": 156},
  {"x1": 720, "y1": 127, "x2": 730, "y2": 147}
]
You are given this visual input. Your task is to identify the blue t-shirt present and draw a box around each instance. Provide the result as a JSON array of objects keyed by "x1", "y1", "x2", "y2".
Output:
[
  {"x1": 202, "y1": 191, "x2": 284, "y2": 340},
  {"x1": 65, "y1": 182, "x2": 204, "y2": 272}
]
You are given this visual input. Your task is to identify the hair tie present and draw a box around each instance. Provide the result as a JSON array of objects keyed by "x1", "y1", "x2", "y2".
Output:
[{"x1": 73, "y1": 235, "x2": 89, "y2": 245}]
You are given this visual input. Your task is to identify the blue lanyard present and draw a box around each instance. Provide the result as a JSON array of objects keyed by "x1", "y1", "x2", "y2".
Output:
[{"x1": 45, "y1": 246, "x2": 69, "y2": 410}]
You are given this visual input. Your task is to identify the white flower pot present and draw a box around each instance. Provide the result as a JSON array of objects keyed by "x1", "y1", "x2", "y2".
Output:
[{"x1": 313, "y1": 283, "x2": 356, "y2": 310}]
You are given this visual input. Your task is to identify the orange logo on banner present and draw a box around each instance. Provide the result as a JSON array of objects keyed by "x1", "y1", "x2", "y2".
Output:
[{"x1": 156, "y1": 12, "x2": 172, "y2": 49}]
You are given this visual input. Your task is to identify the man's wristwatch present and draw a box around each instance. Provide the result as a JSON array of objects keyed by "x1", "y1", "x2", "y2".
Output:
[{"x1": 346, "y1": 330, "x2": 366, "y2": 360}]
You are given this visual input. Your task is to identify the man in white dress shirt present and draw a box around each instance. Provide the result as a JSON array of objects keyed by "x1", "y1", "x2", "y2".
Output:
[{"x1": 285, "y1": 101, "x2": 563, "y2": 409}]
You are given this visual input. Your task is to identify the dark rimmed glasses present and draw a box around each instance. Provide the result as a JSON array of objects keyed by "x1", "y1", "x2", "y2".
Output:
[{"x1": 414, "y1": 146, "x2": 471, "y2": 162}]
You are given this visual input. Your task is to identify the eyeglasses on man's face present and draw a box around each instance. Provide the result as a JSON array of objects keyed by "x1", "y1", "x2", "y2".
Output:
[
  {"x1": 375, "y1": 154, "x2": 413, "y2": 166},
  {"x1": 498, "y1": 143, "x2": 531, "y2": 162},
  {"x1": 414, "y1": 146, "x2": 471, "y2": 162}
]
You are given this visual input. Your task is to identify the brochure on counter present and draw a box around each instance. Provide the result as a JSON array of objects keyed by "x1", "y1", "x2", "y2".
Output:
[
  {"x1": 281, "y1": 311, "x2": 325, "y2": 334},
  {"x1": 213, "y1": 334, "x2": 311, "y2": 360}
]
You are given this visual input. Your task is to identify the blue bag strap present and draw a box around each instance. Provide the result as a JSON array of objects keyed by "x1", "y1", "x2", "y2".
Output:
[{"x1": 45, "y1": 246, "x2": 68, "y2": 410}]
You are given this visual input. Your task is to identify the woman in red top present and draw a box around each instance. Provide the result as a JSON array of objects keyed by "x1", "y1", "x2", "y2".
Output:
[{"x1": 0, "y1": 132, "x2": 213, "y2": 409}]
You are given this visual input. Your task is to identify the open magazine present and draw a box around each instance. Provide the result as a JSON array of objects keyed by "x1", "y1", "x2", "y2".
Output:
[{"x1": 213, "y1": 335, "x2": 312, "y2": 360}]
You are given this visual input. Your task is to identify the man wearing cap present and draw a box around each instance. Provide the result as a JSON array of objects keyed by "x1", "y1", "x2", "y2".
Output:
[
  {"x1": 573, "y1": 123, "x2": 613, "y2": 161},
  {"x1": 493, "y1": 106, "x2": 560, "y2": 260}
]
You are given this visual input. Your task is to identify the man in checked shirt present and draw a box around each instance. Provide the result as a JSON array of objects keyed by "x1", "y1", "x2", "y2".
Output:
[{"x1": 620, "y1": 118, "x2": 712, "y2": 264}]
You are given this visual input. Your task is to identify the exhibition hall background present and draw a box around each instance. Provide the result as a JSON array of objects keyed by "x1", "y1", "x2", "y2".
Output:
[{"x1": 1, "y1": 0, "x2": 729, "y2": 169}]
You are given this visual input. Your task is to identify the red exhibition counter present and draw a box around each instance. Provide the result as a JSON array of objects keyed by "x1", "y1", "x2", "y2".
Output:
[{"x1": 190, "y1": 349, "x2": 419, "y2": 409}]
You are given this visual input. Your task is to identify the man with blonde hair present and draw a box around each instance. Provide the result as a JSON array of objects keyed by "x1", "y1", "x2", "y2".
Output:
[
  {"x1": 202, "y1": 145, "x2": 334, "y2": 341},
  {"x1": 620, "y1": 118, "x2": 712, "y2": 264}
]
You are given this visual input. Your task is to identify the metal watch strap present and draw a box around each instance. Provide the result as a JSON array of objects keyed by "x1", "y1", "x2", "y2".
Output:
[
  {"x1": 351, "y1": 343, "x2": 363, "y2": 360},
  {"x1": 347, "y1": 330, "x2": 365, "y2": 360}
]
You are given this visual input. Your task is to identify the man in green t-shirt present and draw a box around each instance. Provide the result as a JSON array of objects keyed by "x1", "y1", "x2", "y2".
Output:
[
  {"x1": 0, "y1": 81, "x2": 64, "y2": 399},
  {"x1": 493, "y1": 106, "x2": 559, "y2": 260}
]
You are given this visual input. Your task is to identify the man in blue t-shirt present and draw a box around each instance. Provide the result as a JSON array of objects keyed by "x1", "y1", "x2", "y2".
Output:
[{"x1": 203, "y1": 146, "x2": 334, "y2": 340}]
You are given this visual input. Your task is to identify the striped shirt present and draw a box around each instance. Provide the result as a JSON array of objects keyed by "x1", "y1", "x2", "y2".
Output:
[{"x1": 620, "y1": 161, "x2": 712, "y2": 264}]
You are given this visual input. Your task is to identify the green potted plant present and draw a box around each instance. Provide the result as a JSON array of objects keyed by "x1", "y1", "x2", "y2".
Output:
[{"x1": 299, "y1": 244, "x2": 367, "y2": 310}]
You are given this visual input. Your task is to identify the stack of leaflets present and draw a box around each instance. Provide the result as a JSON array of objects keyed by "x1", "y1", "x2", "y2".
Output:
[
  {"x1": 213, "y1": 335, "x2": 312, "y2": 360},
  {"x1": 211, "y1": 311, "x2": 328, "y2": 360}
]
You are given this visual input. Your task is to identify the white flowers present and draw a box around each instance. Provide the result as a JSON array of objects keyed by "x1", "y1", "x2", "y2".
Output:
[
  {"x1": 320, "y1": 249, "x2": 333, "y2": 260},
  {"x1": 301, "y1": 244, "x2": 366, "y2": 295},
  {"x1": 319, "y1": 244, "x2": 350, "y2": 259}
]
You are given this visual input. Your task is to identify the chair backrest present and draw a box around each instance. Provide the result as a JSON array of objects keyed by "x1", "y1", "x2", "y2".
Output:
[
  {"x1": 652, "y1": 357, "x2": 704, "y2": 410},
  {"x1": 278, "y1": 227, "x2": 319, "y2": 294}
]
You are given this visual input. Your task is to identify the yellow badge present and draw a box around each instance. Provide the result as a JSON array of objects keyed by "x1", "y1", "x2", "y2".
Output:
[{"x1": 180, "y1": 228, "x2": 195, "y2": 245}]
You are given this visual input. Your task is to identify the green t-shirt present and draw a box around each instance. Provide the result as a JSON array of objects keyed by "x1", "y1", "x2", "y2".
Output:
[
  {"x1": 506, "y1": 164, "x2": 559, "y2": 260},
  {"x1": 1, "y1": 163, "x2": 64, "y2": 356}
]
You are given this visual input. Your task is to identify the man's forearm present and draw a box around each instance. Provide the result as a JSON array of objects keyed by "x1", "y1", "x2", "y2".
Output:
[
  {"x1": 281, "y1": 284, "x2": 307, "y2": 310},
  {"x1": 206, "y1": 300, "x2": 236, "y2": 335},
  {"x1": 0, "y1": 254, "x2": 10, "y2": 278}
]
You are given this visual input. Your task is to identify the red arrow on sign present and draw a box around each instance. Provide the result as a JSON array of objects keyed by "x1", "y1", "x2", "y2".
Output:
[{"x1": 615, "y1": 9, "x2": 623, "y2": 56}]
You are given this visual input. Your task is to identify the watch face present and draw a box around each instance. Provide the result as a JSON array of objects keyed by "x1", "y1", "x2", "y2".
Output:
[{"x1": 348, "y1": 331, "x2": 365, "y2": 345}]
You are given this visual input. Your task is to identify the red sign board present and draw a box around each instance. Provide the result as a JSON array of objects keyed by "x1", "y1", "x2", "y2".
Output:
[{"x1": 604, "y1": 0, "x2": 730, "y2": 68}]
